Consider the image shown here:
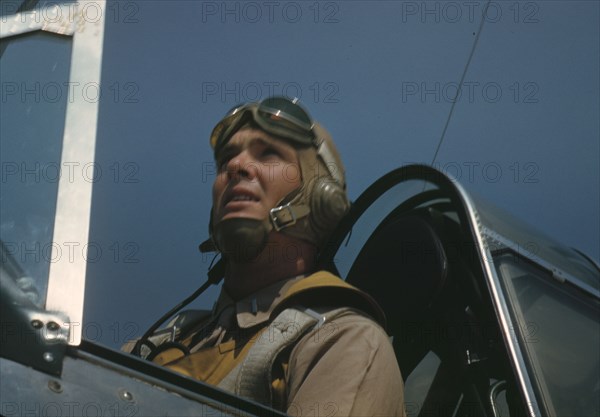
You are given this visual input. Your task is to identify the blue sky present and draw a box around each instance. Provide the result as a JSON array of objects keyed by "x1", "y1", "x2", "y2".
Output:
[{"x1": 69, "y1": 0, "x2": 600, "y2": 348}]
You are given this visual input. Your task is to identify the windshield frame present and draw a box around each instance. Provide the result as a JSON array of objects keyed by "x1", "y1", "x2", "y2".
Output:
[
  {"x1": 492, "y1": 251, "x2": 600, "y2": 416},
  {"x1": 322, "y1": 163, "x2": 587, "y2": 417},
  {"x1": 0, "y1": 0, "x2": 106, "y2": 345}
]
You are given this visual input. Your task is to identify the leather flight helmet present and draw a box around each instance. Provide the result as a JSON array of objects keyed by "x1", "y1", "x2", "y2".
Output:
[{"x1": 201, "y1": 96, "x2": 350, "y2": 257}]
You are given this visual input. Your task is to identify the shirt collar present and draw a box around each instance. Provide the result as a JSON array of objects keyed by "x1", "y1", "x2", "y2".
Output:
[{"x1": 212, "y1": 274, "x2": 306, "y2": 329}]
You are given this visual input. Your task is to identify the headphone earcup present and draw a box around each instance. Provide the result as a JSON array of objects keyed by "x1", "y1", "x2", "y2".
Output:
[{"x1": 310, "y1": 178, "x2": 350, "y2": 235}]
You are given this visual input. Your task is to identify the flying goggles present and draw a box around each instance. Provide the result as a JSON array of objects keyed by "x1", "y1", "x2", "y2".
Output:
[
  {"x1": 210, "y1": 96, "x2": 316, "y2": 155},
  {"x1": 209, "y1": 96, "x2": 343, "y2": 185}
]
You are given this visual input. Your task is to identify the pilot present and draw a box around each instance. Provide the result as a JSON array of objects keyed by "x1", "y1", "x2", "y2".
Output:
[{"x1": 128, "y1": 96, "x2": 406, "y2": 416}]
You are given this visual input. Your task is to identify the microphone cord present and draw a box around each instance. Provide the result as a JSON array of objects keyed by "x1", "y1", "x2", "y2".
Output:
[{"x1": 131, "y1": 258, "x2": 224, "y2": 357}]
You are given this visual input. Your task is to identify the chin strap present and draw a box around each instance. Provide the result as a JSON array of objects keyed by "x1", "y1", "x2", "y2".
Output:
[
  {"x1": 269, "y1": 203, "x2": 310, "y2": 231},
  {"x1": 199, "y1": 202, "x2": 311, "y2": 254}
]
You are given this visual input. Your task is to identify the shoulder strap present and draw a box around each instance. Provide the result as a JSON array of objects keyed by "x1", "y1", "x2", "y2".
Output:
[
  {"x1": 218, "y1": 305, "x2": 355, "y2": 406},
  {"x1": 274, "y1": 270, "x2": 387, "y2": 328}
]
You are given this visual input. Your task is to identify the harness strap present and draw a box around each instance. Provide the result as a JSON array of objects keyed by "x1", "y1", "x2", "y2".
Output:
[{"x1": 218, "y1": 306, "x2": 354, "y2": 405}]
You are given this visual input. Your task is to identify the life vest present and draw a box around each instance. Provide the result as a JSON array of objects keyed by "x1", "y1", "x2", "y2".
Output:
[{"x1": 134, "y1": 271, "x2": 385, "y2": 407}]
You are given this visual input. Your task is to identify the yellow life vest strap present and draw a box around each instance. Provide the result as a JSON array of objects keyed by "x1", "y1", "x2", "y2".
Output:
[
  {"x1": 130, "y1": 270, "x2": 386, "y2": 406},
  {"x1": 271, "y1": 270, "x2": 386, "y2": 328},
  {"x1": 219, "y1": 305, "x2": 357, "y2": 406}
]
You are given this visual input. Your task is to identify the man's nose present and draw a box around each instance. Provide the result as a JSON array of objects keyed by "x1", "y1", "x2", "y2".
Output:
[{"x1": 226, "y1": 151, "x2": 258, "y2": 180}]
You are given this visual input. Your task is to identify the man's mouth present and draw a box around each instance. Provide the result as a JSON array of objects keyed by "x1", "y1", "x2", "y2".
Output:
[
  {"x1": 223, "y1": 189, "x2": 260, "y2": 206},
  {"x1": 229, "y1": 195, "x2": 257, "y2": 202}
]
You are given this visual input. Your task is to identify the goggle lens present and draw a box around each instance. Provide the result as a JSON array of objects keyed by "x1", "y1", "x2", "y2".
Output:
[
  {"x1": 209, "y1": 96, "x2": 314, "y2": 153},
  {"x1": 260, "y1": 97, "x2": 313, "y2": 131}
]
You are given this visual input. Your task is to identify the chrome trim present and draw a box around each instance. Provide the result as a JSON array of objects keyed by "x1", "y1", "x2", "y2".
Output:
[
  {"x1": 45, "y1": 0, "x2": 106, "y2": 346},
  {"x1": 0, "y1": 0, "x2": 108, "y2": 346},
  {"x1": 0, "y1": 3, "x2": 77, "y2": 38},
  {"x1": 451, "y1": 393, "x2": 464, "y2": 417},
  {"x1": 27, "y1": 310, "x2": 71, "y2": 345},
  {"x1": 489, "y1": 380, "x2": 507, "y2": 417},
  {"x1": 484, "y1": 227, "x2": 600, "y2": 299},
  {"x1": 451, "y1": 180, "x2": 542, "y2": 417}
]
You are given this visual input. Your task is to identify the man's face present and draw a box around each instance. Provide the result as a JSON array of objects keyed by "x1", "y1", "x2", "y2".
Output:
[{"x1": 212, "y1": 127, "x2": 301, "y2": 225}]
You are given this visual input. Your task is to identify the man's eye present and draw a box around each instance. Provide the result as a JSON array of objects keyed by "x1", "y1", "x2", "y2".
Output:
[
  {"x1": 217, "y1": 155, "x2": 232, "y2": 170},
  {"x1": 262, "y1": 147, "x2": 280, "y2": 157}
]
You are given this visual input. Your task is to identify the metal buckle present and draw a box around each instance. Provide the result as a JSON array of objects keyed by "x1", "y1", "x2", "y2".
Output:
[{"x1": 270, "y1": 203, "x2": 297, "y2": 231}]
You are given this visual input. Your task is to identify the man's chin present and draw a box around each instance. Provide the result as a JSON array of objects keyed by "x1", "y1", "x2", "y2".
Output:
[
  {"x1": 219, "y1": 212, "x2": 263, "y2": 222},
  {"x1": 213, "y1": 217, "x2": 270, "y2": 263},
  {"x1": 216, "y1": 203, "x2": 265, "y2": 221}
]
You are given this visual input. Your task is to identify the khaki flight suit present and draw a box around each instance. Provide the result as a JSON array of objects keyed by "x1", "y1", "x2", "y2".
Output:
[{"x1": 127, "y1": 271, "x2": 406, "y2": 416}]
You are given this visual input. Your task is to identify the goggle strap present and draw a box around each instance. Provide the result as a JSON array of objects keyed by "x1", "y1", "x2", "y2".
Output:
[{"x1": 317, "y1": 139, "x2": 345, "y2": 186}]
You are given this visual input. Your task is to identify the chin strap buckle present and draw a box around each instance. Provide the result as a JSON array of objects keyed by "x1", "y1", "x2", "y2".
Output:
[{"x1": 270, "y1": 203, "x2": 297, "y2": 231}]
